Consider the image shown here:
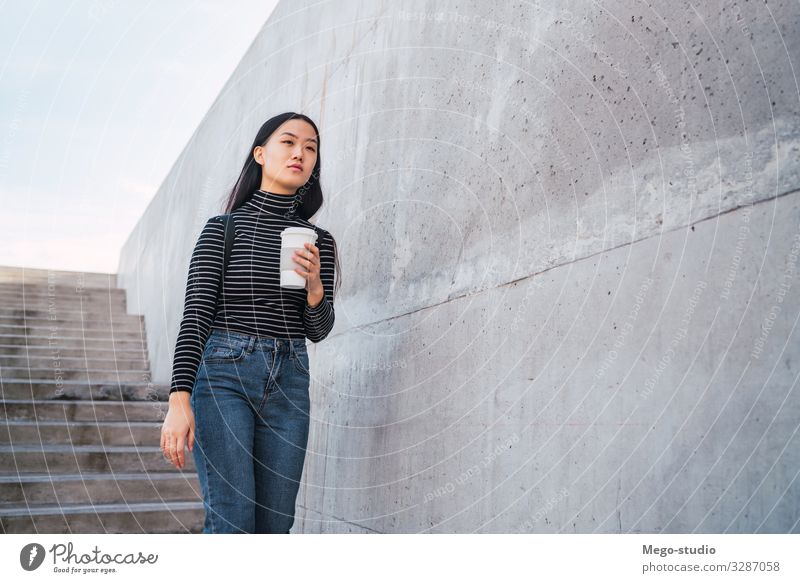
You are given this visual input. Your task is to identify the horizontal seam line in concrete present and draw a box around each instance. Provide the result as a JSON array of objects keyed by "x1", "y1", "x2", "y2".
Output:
[{"x1": 330, "y1": 187, "x2": 800, "y2": 337}]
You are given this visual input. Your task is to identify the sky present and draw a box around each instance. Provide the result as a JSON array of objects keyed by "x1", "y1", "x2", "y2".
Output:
[{"x1": 0, "y1": 0, "x2": 278, "y2": 274}]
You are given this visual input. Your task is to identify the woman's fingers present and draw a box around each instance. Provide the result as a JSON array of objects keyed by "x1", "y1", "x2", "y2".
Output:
[
  {"x1": 294, "y1": 248, "x2": 318, "y2": 265},
  {"x1": 294, "y1": 245, "x2": 320, "y2": 278},
  {"x1": 175, "y1": 435, "x2": 186, "y2": 469},
  {"x1": 294, "y1": 243, "x2": 318, "y2": 262},
  {"x1": 163, "y1": 435, "x2": 178, "y2": 468},
  {"x1": 161, "y1": 430, "x2": 170, "y2": 462}
]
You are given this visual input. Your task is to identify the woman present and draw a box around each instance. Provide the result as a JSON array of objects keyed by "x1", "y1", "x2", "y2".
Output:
[{"x1": 160, "y1": 112, "x2": 340, "y2": 534}]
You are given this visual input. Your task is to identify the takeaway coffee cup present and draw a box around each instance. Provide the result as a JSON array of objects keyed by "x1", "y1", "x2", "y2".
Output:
[{"x1": 280, "y1": 227, "x2": 319, "y2": 289}]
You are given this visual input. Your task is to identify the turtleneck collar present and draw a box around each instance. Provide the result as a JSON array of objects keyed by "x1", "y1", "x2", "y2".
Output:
[{"x1": 244, "y1": 188, "x2": 301, "y2": 217}]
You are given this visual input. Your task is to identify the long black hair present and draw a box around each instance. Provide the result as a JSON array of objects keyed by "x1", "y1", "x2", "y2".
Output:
[{"x1": 222, "y1": 112, "x2": 341, "y2": 300}]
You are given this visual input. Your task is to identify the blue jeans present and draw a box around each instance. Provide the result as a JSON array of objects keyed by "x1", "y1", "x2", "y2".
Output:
[{"x1": 190, "y1": 328, "x2": 311, "y2": 533}]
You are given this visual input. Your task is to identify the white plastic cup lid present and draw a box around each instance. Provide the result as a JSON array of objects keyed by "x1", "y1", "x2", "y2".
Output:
[{"x1": 281, "y1": 227, "x2": 317, "y2": 237}]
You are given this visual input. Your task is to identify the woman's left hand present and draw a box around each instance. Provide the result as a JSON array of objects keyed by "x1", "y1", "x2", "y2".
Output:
[{"x1": 293, "y1": 242, "x2": 323, "y2": 294}]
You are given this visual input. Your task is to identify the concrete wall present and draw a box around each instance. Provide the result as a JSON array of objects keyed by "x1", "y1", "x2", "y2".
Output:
[{"x1": 117, "y1": 0, "x2": 800, "y2": 532}]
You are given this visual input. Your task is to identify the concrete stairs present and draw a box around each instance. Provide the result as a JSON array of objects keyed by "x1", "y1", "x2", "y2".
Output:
[{"x1": 0, "y1": 267, "x2": 203, "y2": 533}]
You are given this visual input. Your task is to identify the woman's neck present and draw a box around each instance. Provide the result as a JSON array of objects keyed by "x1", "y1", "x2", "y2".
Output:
[{"x1": 244, "y1": 188, "x2": 300, "y2": 216}]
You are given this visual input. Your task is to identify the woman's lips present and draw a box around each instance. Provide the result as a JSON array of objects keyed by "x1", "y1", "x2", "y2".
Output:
[{"x1": 289, "y1": 166, "x2": 302, "y2": 172}]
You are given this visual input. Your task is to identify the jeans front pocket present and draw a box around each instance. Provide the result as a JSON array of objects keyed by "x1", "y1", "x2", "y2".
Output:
[
  {"x1": 291, "y1": 346, "x2": 310, "y2": 375},
  {"x1": 203, "y1": 342, "x2": 246, "y2": 364}
]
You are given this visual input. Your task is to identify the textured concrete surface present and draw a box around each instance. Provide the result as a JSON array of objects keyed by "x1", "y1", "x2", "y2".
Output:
[{"x1": 118, "y1": 0, "x2": 799, "y2": 532}]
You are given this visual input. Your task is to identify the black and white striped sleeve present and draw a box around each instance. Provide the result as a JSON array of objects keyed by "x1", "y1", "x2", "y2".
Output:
[
  {"x1": 303, "y1": 228, "x2": 336, "y2": 342},
  {"x1": 169, "y1": 216, "x2": 226, "y2": 395}
]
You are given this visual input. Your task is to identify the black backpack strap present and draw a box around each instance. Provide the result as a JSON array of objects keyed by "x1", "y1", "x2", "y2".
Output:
[
  {"x1": 212, "y1": 214, "x2": 235, "y2": 320},
  {"x1": 221, "y1": 213, "x2": 235, "y2": 274}
]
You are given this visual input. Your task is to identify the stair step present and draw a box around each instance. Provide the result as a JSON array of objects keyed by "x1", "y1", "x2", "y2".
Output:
[
  {"x1": 0, "y1": 327, "x2": 144, "y2": 341},
  {"x1": 0, "y1": 356, "x2": 148, "y2": 370},
  {"x1": 0, "y1": 500, "x2": 203, "y2": 533},
  {"x1": 0, "y1": 279, "x2": 122, "y2": 290},
  {"x1": 0, "y1": 471, "x2": 200, "y2": 505},
  {"x1": 0, "y1": 318, "x2": 144, "y2": 335},
  {"x1": 1, "y1": 400, "x2": 167, "y2": 422},
  {"x1": 0, "y1": 267, "x2": 116, "y2": 289},
  {"x1": 0, "y1": 311, "x2": 142, "y2": 325},
  {"x1": 0, "y1": 306, "x2": 134, "y2": 320},
  {"x1": 0, "y1": 380, "x2": 166, "y2": 401},
  {"x1": 0, "y1": 334, "x2": 146, "y2": 349},
  {"x1": 1, "y1": 420, "x2": 164, "y2": 445},
  {"x1": 0, "y1": 285, "x2": 126, "y2": 299},
  {"x1": 0, "y1": 344, "x2": 147, "y2": 358},
  {"x1": 1, "y1": 367, "x2": 151, "y2": 383},
  {"x1": 0, "y1": 295, "x2": 127, "y2": 309},
  {"x1": 0, "y1": 444, "x2": 195, "y2": 473},
  {"x1": 0, "y1": 298, "x2": 128, "y2": 319}
]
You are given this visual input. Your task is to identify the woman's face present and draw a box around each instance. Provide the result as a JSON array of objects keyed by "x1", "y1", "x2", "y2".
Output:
[{"x1": 254, "y1": 119, "x2": 318, "y2": 194}]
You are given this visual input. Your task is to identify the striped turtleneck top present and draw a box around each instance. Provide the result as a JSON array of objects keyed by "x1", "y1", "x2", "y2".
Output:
[{"x1": 169, "y1": 188, "x2": 336, "y2": 395}]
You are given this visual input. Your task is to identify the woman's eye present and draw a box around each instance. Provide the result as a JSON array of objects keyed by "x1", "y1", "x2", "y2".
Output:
[{"x1": 283, "y1": 139, "x2": 314, "y2": 152}]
